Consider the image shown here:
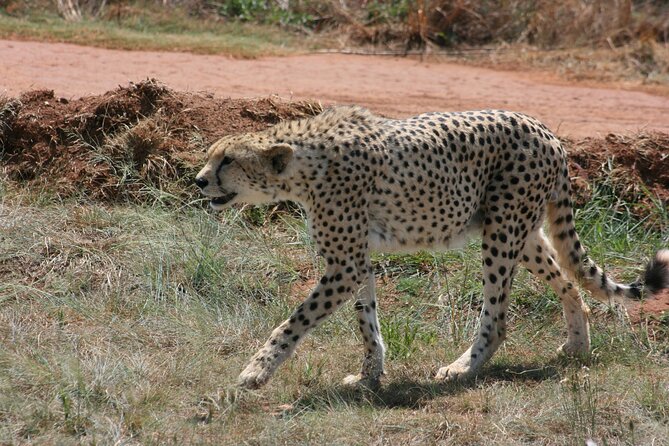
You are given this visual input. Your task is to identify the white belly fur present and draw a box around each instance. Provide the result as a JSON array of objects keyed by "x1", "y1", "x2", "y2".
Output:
[{"x1": 368, "y1": 217, "x2": 483, "y2": 253}]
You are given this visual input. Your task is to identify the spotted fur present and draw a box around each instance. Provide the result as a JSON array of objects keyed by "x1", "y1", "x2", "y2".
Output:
[{"x1": 195, "y1": 106, "x2": 669, "y2": 389}]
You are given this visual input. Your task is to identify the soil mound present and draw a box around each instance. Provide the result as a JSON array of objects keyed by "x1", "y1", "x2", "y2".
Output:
[
  {"x1": 0, "y1": 79, "x2": 667, "y2": 216},
  {"x1": 566, "y1": 132, "x2": 669, "y2": 216},
  {"x1": 0, "y1": 79, "x2": 321, "y2": 201}
]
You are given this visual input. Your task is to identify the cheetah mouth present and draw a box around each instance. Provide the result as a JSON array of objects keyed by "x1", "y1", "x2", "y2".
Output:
[{"x1": 210, "y1": 192, "x2": 237, "y2": 207}]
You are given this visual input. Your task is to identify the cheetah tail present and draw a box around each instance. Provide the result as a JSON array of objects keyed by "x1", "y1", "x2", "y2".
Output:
[{"x1": 546, "y1": 162, "x2": 669, "y2": 305}]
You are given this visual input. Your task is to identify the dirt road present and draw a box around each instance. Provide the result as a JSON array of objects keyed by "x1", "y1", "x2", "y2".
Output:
[{"x1": 2, "y1": 39, "x2": 668, "y2": 137}]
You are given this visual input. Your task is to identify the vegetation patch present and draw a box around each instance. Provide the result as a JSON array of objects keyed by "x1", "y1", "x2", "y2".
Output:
[
  {"x1": 0, "y1": 3, "x2": 305, "y2": 57},
  {"x1": 21, "y1": 1, "x2": 669, "y2": 49}
]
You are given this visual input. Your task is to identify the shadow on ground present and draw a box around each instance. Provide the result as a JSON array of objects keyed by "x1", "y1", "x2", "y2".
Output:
[{"x1": 287, "y1": 357, "x2": 575, "y2": 412}]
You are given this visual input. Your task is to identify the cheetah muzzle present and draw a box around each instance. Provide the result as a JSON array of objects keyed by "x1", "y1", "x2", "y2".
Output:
[{"x1": 195, "y1": 106, "x2": 669, "y2": 390}]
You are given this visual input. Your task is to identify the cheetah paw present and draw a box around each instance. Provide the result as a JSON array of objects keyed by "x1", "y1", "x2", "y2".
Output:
[
  {"x1": 557, "y1": 342, "x2": 590, "y2": 357},
  {"x1": 237, "y1": 361, "x2": 273, "y2": 389},
  {"x1": 435, "y1": 364, "x2": 472, "y2": 382},
  {"x1": 342, "y1": 373, "x2": 381, "y2": 390}
]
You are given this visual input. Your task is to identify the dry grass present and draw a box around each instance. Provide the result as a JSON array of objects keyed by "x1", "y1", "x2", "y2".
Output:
[
  {"x1": 329, "y1": 1, "x2": 669, "y2": 88},
  {"x1": 1, "y1": 176, "x2": 668, "y2": 444},
  {"x1": 325, "y1": 0, "x2": 669, "y2": 49}
]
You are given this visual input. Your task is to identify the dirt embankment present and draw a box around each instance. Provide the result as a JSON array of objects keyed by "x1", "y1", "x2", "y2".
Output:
[
  {"x1": 1, "y1": 79, "x2": 667, "y2": 211},
  {"x1": 0, "y1": 80, "x2": 321, "y2": 201},
  {"x1": 567, "y1": 133, "x2": 669, "y2": 208}
]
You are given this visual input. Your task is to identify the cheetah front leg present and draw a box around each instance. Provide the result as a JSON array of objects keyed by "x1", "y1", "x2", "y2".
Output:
[
  {"x1": 342, "y1": 263, "x2": 386, "y2": 389},
  {"x1": 238, "y1": 264, "x2": 359, "y2": 389}
]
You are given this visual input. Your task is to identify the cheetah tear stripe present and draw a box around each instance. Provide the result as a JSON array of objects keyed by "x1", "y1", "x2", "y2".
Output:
[{"x1": 194, "y1": 106, "x2": 669, "y2": 389}]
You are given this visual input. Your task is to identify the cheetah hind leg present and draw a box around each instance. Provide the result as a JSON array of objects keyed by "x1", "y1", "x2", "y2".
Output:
[
  {"x1": 436, "y1": 200, "x2": 531, "y2": 382},
  {"x1": 435, "y1": 256, "x2": 517, "y2": 381},
  {"x1": 520, "y1": 229, "x2": 591, "y2": 357}
]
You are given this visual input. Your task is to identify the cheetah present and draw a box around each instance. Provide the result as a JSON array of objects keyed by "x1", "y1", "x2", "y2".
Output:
[{"x1": 195, "y1": 106, "x2": 669, "y2": 389}]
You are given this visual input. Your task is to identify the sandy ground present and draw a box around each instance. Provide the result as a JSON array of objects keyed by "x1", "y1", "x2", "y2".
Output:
[{"x1": 2, "y1": 39, "x2": 669, "y2": 138}]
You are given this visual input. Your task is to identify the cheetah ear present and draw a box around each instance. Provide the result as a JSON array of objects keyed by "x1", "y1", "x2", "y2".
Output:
[{"x1": 264, "y1": 143, "x2": 294, "y2": 175}]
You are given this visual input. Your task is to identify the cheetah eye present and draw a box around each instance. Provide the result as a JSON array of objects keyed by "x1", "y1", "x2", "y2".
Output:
[{"x1": 220, "y1": 156, "x2": 233, "y2": 166}]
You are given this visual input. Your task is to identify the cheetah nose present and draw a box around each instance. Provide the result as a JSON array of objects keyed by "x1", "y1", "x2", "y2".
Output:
[{"x1": 194, "y1": 176, "x2": 208, "y2": 189}]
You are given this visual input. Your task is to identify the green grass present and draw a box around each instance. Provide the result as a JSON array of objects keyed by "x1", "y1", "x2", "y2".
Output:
[
  {"x1": 0, "y1": 178, "x2": 668, "y2": 444},
  {"x1": 0, "y1": 9, "x2": 306, "y2": 57}
]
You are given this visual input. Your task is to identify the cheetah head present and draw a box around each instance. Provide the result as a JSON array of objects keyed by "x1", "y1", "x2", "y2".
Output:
[{"x1": 195, "y1": 134, "x2": 294, "y2": 210}]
